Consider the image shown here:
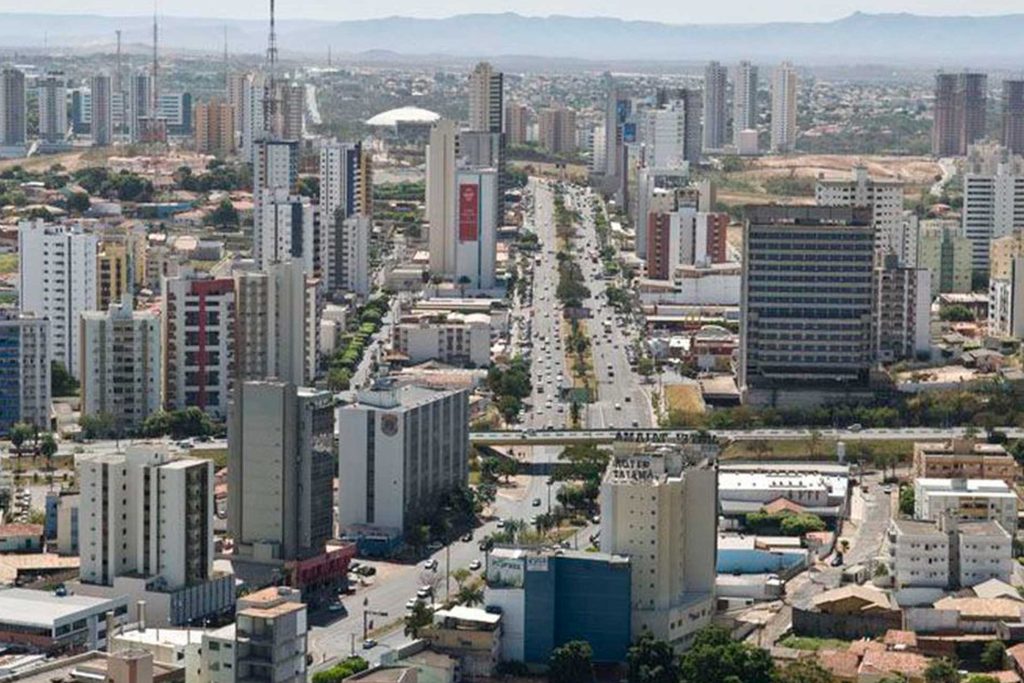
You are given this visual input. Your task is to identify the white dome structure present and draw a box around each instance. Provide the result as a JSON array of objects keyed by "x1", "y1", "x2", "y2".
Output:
[{"x1": 365, "y1": 106, "x2": 441, "y2": 127}]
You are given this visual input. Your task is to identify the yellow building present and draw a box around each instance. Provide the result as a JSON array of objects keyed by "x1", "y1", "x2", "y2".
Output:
[
  {"x1": 990, "y1": 229, "x2": 1024, "y2": 280},
  {"x1": 194, "y1": 99, "x2": 236, "y2": 158},
  {"x1": 97, "y1": 241, "x2": 129, "y2": 310},
  {"x1": 912, "y1": 438, "x2": 1018, "y2": 483}
]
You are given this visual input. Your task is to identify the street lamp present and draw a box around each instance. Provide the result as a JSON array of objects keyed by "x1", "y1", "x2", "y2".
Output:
[{"x1": 363, "y1": 607, "x2": 387, "y2": 641}]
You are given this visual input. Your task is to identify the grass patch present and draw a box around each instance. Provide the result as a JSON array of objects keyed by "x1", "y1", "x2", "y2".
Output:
[
  {"x1": 664, "y1": 384, "x2": 706, "y2": 414},
  {"x1": 779, "y1": 636, "x2": 851, "y2": 651},
  {"x1": 721, "y1": 438, "x2": 917, "y2": 462},
  {"x1": 0, "y1": 253, "x2": 17, "y2": 274},
  {"x1": 189, "y1": 447, "x2": 228, "y2": 468}
]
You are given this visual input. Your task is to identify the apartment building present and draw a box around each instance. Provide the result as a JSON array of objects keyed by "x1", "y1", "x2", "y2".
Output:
[
  {"x1": 917, "y1": 219, "x2": 972, "y2": 298},
  {"x1": 887, "y1": 518, "x2": 1012, "y2": 589},
  {"x1": 393, "y1": 312, "x2": 491, "y2": 367},
  {"x1": 646, "y1": 209, "x2": 729, "y2": 280},
  {"x1": 97, "y1": 241, "x2": 130, "y2": 311},
  {"x1": 254, "y1": 188, "x2": 323, "y2": 277},
  {"x1": 599, "y1": 445, "x2": 717, "y2": 649},
  {"x1": 468, "y1": 62, "x2": 503, "y2": 134},
  {"x1": 194, "y1": 99, "x2": 235, "y2": 157},
  {"x1": 933, "y1": 72, "x2": 987, "y2": 157},
  {"x1": 914, "y1": 477, "x2": 1018, "y2": 533},
  {"x1": 733, "y1": 61, "x2": 758, "y2": 148},
  {"x1": 504, "y1": 102, "x2": 528, "y2": 145},
  {"x1": 962, "y1": 144, "x2": 1024, "y2": 272},
  {"x1": 872, "y1": 255, "x2": 931, "y2": 363},
  {"x1": 80, "y1": 298, "x2": 162, "y2": 431},
  {"x1": 538, "y1": 106, "x2": 577, "y2": 155},
  {"x1": 770, "y1": 62, "x2": 798, "y2": 153},
  {"x1": 989, "y1": 255, "x2": 1024, "y2": 338},
  {"x1": 913, "y1": 439, "x2": 1018, "y2": 484},
  {"x1": 0, "y1": 309, "x2": 50, "y2": 433},
  {"x1": 815, "y1": 167, "x2": 905, "y2": 259}
]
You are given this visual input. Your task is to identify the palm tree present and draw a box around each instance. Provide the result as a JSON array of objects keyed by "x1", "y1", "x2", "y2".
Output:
[
  {"x1": 9, "y1": 423, "x2": 32, "y2": 493},
  {"x1": 404, "y1": 601, "x2": 433, "y2": 639},
  {"x1": 456, "y1": 585, "x2": 485, "y2": 607},
  {"x1": 452, "y1": 568, "x2": 472, "y2": 590},
  {"x1": 40, "y1": 433, "x2": 58, "y2": 491}
]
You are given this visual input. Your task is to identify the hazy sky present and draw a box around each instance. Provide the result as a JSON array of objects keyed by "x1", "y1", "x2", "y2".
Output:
[{"x1": 2, "y1": 0, "x2": 1023, "y2": 23}]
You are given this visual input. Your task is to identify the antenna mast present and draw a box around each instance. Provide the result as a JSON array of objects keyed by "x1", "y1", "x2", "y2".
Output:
[
  {"x1": 223, "y1": 25, "x2": 229, "y2": 96},
  {"x1": 263, "y1": 0, "x2": 279, "y2": 136},
  {"x1": 151, "y1": 3, "x2": 158, "y2": 118}
]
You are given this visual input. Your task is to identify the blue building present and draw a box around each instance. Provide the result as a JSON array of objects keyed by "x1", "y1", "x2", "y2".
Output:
[
  {"x1": 485, "y1": 548, "x2": 632, "y2": 665},
  {"x1": 0, "y1": 310, "x2": 50, "y2": 435}
]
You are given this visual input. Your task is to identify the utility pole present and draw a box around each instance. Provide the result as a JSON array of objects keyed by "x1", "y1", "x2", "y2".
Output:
[{"x1": 362, "y1": 608, "x2": 387, "y2": 640}]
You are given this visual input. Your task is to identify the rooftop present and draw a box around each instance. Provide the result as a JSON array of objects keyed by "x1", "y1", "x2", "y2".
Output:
[
  {"x1": 958, "y1": 520, "x2": 1011, "y2": 537},
  {"x1": 0, "y1": 523, "x2": 43, "y2": 539},
  {"x1": 0, "y1": 589, "x2": 122, "y2": 628},
  {"x1": 366, "y1": 106, "x2": 441, "y2": 127}
]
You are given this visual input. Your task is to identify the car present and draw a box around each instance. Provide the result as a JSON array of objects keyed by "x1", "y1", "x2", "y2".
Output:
[
  {"x1": 615, "y1": 403, "x2": 622, "y2": 411},
  {"x1": 416, "y1": 587, "x2": 433, "y2": 599},
  {"x1": 830, "y1": 554, "x2": 844, "y2": 567},
  {"x1": 469, "y1": 559, "x2": 482, "y2": 571},
  {"x1": 406, "y1": 598, "x2": 418, "y2": 610},
  {"x1": 591, "y1": 515, "x2": 600, "y2": 524},
  {"x1": 496, "y1": 519, "x2": 505, "y2": 528},
  {"x1": 532, "y1": 497, "x2": 542, "y2": 507},
  {"x1": 461, "y1": 532, "x2": 473, "y2": 542},
  {"x1": 362, "y1": 639, "x2": 377, "y2": 650},
  {"x1": 423, "y1": 558, "x2": 438, "y2": 571},
  {"x1": 848, "y1": 423, "x2": 863, "y2": 432},
  {"x1": 427, "y1": 541, "x2": 443, "y2": 551},
  {"x1": 328, "y1": 602, "x2": 344, "y2": 612}
]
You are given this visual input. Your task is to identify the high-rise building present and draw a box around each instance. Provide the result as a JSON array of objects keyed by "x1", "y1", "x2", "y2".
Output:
[
  {"x1": 253, "y1": 139, "x2": 299, "y2": 266},
  {"x1": 226, "y1": 72, "x2": 248, "y2": 144},
  {"x1": 815, "y1": 166, "x2": 905, "y2": 259},
  {"x1": 97, "y1": 241, "x2": 130, "y2": 311},
  {"x1": 279, "y1": 82, "x2": 305, "y2": 141},
  {"x1": 19, "y1": 220, "x2": 98, "y2": 378},
  {"x1": 90, "y1": 74, "x2": 114, "y2": 146},
  {"x1": 0, "y1": 67, "x2": 26, "y2": 147},
  {"x1": 468, "y1": 62, "x2": 503, "y2": 134},
  {"x1": 732, "y1": 61, "x2": 758, "y2": 148},
  {"x1": 932, "y1": 72, "x2": 988, "y2": 156},
  {"x1": 599, "y1": 445, "x2": 717, "y2": 648},
  {"x1": 0, "y1": 309, "x2": 50, "y2": 434},
  {"x1": 254, "y1": 188, "x2": 322, "y2": 276},
  {"x1": 127, "y1": 72, "x2": 154, "y2": 143},
  {"x1": 78, "y1": 445, "x2": 213, "y2": 590},
  {"x1": 336, "y1": 382, "x2": 469, "y2": 534},
  {"x1": 770, "y1": 62, "x2": 798, "y2": 153},
  {"x1": 320, "y1": 141, "x2": 371, "y2": 294},
  {"x1": 80, "y1": 298, "x2": 162, "y2": 431},
  {"x1": 454, "y1": 168, "x2": 499, "y2": 290},
  {"x1": 990, "y1": 229, "x2": 1024, "y2": 281},
  {"x1": 228, "y1": 381, "x2": 334, "y2": 562},
  {"x1": 645, "y1": 209, "x2": 729, "y2": 280},
  {"x1": 37, "y1": 71, "x2": 67, "y2": 146},
  {"x1": 504, "y1": 102, "x2": 528, "y2": 145},
  {"x1": 873, "y1": 255, "x2": 931, "y2": 363},
  {"x1": 427, "y1": 119, "x2": 459, "y2": 277},
  {"x1": 989, "y1": 255, "x2": 1024, "y2": 339},
  {"x1": 240, "y1": 72, "x2": 266, "y2": 161},
  {"x1": 1002, "y1": 80, "x2": 1024, "y2": 156},
  {"x1": 740, "y1": 206, "x2": 875, "y2": 397},
  {"x1": 917, "y1": 219, "x2": 973, "y2": 298},
  {"x1": 194, "y1": 98, "x2": 235, "y2": 157},
  {"x1": 702, "y1": 61, "x2": 728, "y2": 151},
  {"x1": 679, "y1": 89, "x2": 703, "y2": 165},
  {"x1": 235, "y1": 260, "x2": 316, "y2": 386},
  {"x1": 162, "y1": 274, "x2": 235, "y2": 418},
  {"x1": 334, "y1": 215, "x2": 370, "y2": 296},
  {"x1": 641, "y1": 108, "x2": 687, "y2": 170},
  {"x1": 538, "y1": 106, "x2": 577, "y2": 155},
  {"x1": 962, "y1": 144, "x2": 1024, "y2": 272}
]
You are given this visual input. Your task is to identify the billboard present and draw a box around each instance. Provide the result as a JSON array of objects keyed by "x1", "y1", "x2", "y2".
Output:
[
  {"x1": 622, "y1": 122, "x2": 637, "y2": 143},
  {"x1": 458, "y1": 183, "x2": 479, "y2": 242}
]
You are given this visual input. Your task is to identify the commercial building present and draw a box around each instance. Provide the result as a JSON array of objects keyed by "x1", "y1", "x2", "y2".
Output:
[
  {"x1": 739, "y1": 206, "x2": 875, "y2": 397},
  {"x1": 423, "y1": 606, "x2": 502, "y2": 679},
  {"x1": 733, "y1": 61, "x2": 758, "y2": 149},
  {"x1": 872, "y1": 255, "x2": 931, "y2": 363},
  {"x1": 770, "y1": 62, "x2": 798, "y2": 153},
  {"x1": 484, "y1": 547, "x2": 631, "y2": 664},
  {"x1": 91, "y1": 74, "x2": 114, "y2": 146},
  {"x1": 646, "y1": 209, "x2": 729, "y2": 280},
  {"x1": 914, "y1": 477, "x2": 1018, "y2": 533},
  {"x1": 933, "y1": 72, "x2": 987, "y2": 157},
  {"x1": 467, "y1": 62, "x2": 503, "y2": 134},
  {"x1": 718, "y1": 462, "x2": 850, "y2": 520},
  {"x1": 336, "y1": 382, "x2": 469, "y2": 534},
  {"x1": 0, "y1": 522, "x2": 43, "y2": 552},
  {"x1": 504, "y1": 102, "x2": 528, "y2": 145},
  {"x1": 228, "y1": 382, "x2": 335, "y2": 562},
  {"x1": 194, "y1": 99, "x2": 235, "y2": 157},
  {"x1": 235, "y1": 260, "x2": 317, "y2": 387},
  {"x1": 599, "y1": 445, "x2": 717, "y2": 648},
  {"x1": 702, "y1": 61, "x2": 728, "y2": 151},
  {"x1": 1003, "y1": 80, "x2": 1024, "y2": 155},
  {"x1": 917, "y1": 219, "x2": 972, "y2": 297},
  {"x1": 427, "y1": 119, "x2": 459, "y2": 277},
  {"x1": 37, "y1": 71, "x2": 67, "y2": 147},
  {"x1": 815, "y1": 166, "x2": 905, "y2": 259},
  {"x1": 80, "y1": 298, "x2": 162, "y2": 431},
  {"x1": 0, "y1": 309, "x2": 50, "y2": 433},
  {"x1": 887, "y1": 518, "x2": 1012, "y2": 589},
  {"x1": 393, "y1": 312, "x2": 491, "y2": 367},
  {"x1": 913, "y1": 439, "x2": 1018, "y2": 483},
  {"x1": 0, "y1": 67, "x2": 26, "y2": 148},
  {"x1": 454, "y1": 168, "x2": 499, "y2": 290},
  {"x1": 162, "y1": 273, "x2": 235, "y2": 418},
  {"x1": 989, "y1": 255, "x2": 1024, "y2": 338},
  {"x1": 962, "y1": 144, "x2": 1024, "y2": 272},
  {"x1": 78, "y1": 445, "x2": 214, "y2": 590},
  {"x1": 19, "y1": 220, "x2": 98, "y2": 378},
  {"x1": 538, "y1": 106, "x2": 576, "y2": 155},
  {"x1": 0, "y1": 588, "x2": 127, "y2": 652}
]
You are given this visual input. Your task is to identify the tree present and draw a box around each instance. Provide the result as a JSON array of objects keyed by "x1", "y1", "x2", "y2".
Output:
[
  {"x1": 773, "y1": 659, "x2": 836, "y2": 683},
  {"x1": 311, "y1": 658, "x2": 369, "y2": 683},
  {"x1": 40, "y1": 433, "x2": 58, "y2": 490},
  {"x1": 66, "y1": 191, "x2": 90, "y2": 214},
  {"x1": 966, "y1": 677, "x2": 1001, "y2": 683},
  {"x1": 981, "y1": 640, "x2": 1006, "y2": 671},
  {"x1": 79, "y1": 412, "x2": 115, "y2": 439},
  {"x1": 749, "y1": 439, "x2": 772, "y2": 460},
  {"x1": 451, "y1": 568, "x2": 471, "y2": 589},
  {"x1": 9, "y1": 422, "x2": 32, "y2": 491},
  {"x1": 327, "y1": 367, "x2": 351, "y2": 391},
  {"x1": 570, "y1": 400, "x2": 581, "y2": 427},
  {"x1": 679, "y1": 626, "x2": 774, "y2": 683},
  {"x1": 51, "y1": 361, "x2": 79, "y2": 396},
  {"x1": 458, "y1": 275, "x2": 472, "y2": 297},
  {"x1": 899, "y1": 486, "x2": 915, "y2": 516},
  {"x1": 456, "y1": 584, "x2": 484, "y2": 606},
  {"x1": 807, "y1": 430, "x2": 823, "y2": 459},
  {"x1": 404, "y1": 601, "x2": 433, "y2": 639},
  {"x1": 549, "y1": 640, "x2": 594, "y2": 683},
  {"x1": 627, "y1": 632, "x2": 681, "y2": 683},
  {"x1": 497, "y1": 395, "x2": 522, "y2": 424},
  {"x1": 939, "y1": 305, "x2": 974, "y2": 322},
  {"x1": 924, "y1": 658, "x2": 958, "y2": 683},
  {"x1": 637, "y1": 357, "x2": 656, "y2": 377},
  {"x1": 779, "y1": 513, "x2": 827, "y2": 536},
  {"x1": 206, "y1": 198, "x2": 239, "y2": 229},
  {"x1": 496, "y1": 457, "x2": 519, "y2": 483}
]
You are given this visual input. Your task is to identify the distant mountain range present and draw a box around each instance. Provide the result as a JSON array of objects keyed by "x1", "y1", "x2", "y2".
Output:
[{"x1": 3, "y1": 11, "x2": 1024, "y2": 65}]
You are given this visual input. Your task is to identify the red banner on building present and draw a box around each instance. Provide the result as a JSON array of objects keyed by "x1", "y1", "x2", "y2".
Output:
[{"x1": 458, "y1": 183, "x2": 479, "y2": 242}]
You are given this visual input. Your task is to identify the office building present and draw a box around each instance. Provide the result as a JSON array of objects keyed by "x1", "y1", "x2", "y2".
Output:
[
  {"x1": 194, "y1": 99, "x2": 235, "y2": 157},
  {"x1": 229, "y1": 381, "x2": 334, "y2": 562},
  {"x1": 235, "y1": 260, "x2": 316, "y2": 386},
  {"x1": 872, "y1": 255, "x2": 931, "y2": 363},
  {"x1": 702, "y1": 61, "x2": 728, "y2": 151},
  {"x1": 914, "y1": 477, "x2": 1018, "y2": 533},
  {"x1": 646, "y1": 209, "x2": 729, "y2": 280},
  {"x1": 91, "y1": 74, "x2": 114, "y2": 146},
  {"x1": 97, "y1": 240, "x2": 130, "y2": 311},
  {"x1": 80, "y1": 298, "x2": 162, "y2": 431},
  {"x1": 1002, "y1": 80, "x2": 1024, "y2": 155},
  {"x1": 468, "y1": 62, "x2": 503, "y2": 134},
  {"x1": 427, "y1": 119, "x2": 459, "y2": 277},
  {"x1": 156, "y1": 93, "x2": 193, "y2": 137},
  {"x1": 19, "y1": 220, "x2": 98, "y2": 378},
  {"x1": 962, "y1": 144, "x2": 1024, "y2": 272},
  {"x1": 79, "y1": 445, "x2": 214, "y2": 589},
  {"x1": 933, "y1": 72, "x2": 988, "y2": 157},
  {"x1": 0, "y1": 309, "x2": 50, "y2": 433},
  {"x1": 162, "y1": 274, "x2": 235, "y2": 418},
  {"x1": 393, "y1": 312, "x2": 491, "y2": 367},
  {"x1": 71, "y1": 86, "x2": 91, "y2": 135},
  {"x1": 732, "y1": 61, "x2": 758, "y2": 148},
  {"x1": 770, "y1": 62, "x2": 798, "y2": 153},
  {"x1": 599, "y1": 445, "x2": 717, "y2": 648},
  {"x1": 484, "y1": 548, "x2": 631, "y2": 665},
  {"x1": 37, "y1": 71, "x2": 67, "y2": 146},
  {"x1": 454, "y1": 168, "x2": 499, "y2": 290},
  {"x1": 0, "y1": 589, "x2": 127, "y2": 652},
  {"x1": 815, "y1": 166, "x2": 905, "y2": 259},
  {"x1": 336, "y1": 383, "x2": 469, "y2": 534},
  {"x1": 913, "y1": 439, "x2": 1018, "y2": 483},
  {"x1": 254, "y1": 188, "x2": 322, "y2": 275},
  {"x1": 740, "y1": 207, "x2": 875, "y2": 397},
  {"x1": 917, "y1": 218, "x2": 972, "y2": 297},
  {"x1": 989, "y1": 255, "x2": 1024, "y2": 338},
  {"x1": 538, "y1": 106, "x2": 576, "y2": 155},
  {"x1": 0, "y1": 67, "x2": 26, "y2": 147},
  {"x1": 504, "y1": 102, "x2": 528, "y2": 145}
]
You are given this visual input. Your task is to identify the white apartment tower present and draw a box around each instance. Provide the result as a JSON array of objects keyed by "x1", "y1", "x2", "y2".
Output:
[
  {"x1": 78, "y1": 445, "x2": 213, "y2": 590},
  {"x1": 0, "y1": 309, "x2": 50, "y2": 433},
  {"x1": 642, "y1": 108, "x2": 688, "y2": 170},
  {"x1": 0, "y1": 67, "x2": 26, "y2": 147},
  {"x1": 733, "y1": 61, "x2": 758, "y2": 148},
  {"x1": 91, "y1": 74, "x2": 114, "y2": 146},
  {"x1": 37, "y1": 71, "x2": 67, "y2": 145},
  {"x1": 962, "y1": 144, "x2": 1024, "y2": 272},
  {"x1": 770, "y1": 62, "x2": 798, "y2": 153},
  {"x1": 255, "y1": 188, "x2": 323, "y2": 277},
  {"x1": 80, "y1": 298, "x2": 162, "y2": 431},
  {"x1": 468, "y1": 62, "x2": 503, "y2": 134},
  {"x1": 454, "y1": 168, "x2": 499, "y2": 290},
  {"x1": 253, "y1": 138, "x2": 299, "y2": 266},
  {"x1": 815, "y1": 166, "x2": 906, "y2": 259},
  {"x1": 427, "y1": 119, "x2": 460, "y2": 278},
  {"x1": 599, "y1": 446, "x2": 718, "y2": 649},
  {"x1": 18, "y1": 220, "x2": 98, "y2": 379},
  {"x1": 702, "y1": 61, "x2": 728, "y2": 151},
  {"x1": 319, "y1": 141, "x2": 370, "y2": 294}
]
